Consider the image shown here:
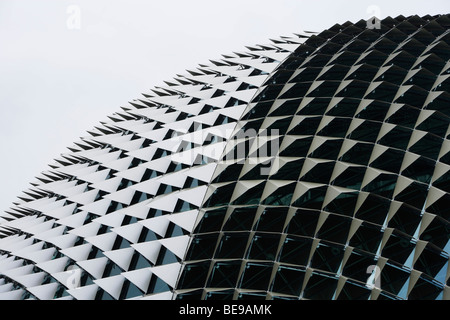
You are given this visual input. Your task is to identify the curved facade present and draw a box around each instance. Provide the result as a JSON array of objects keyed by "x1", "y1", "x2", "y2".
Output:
[{"x1": 1, "y1": 14, "x2": 450, "y2": 300}]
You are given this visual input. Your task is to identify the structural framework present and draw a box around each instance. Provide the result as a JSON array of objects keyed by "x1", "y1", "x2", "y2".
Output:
[{"x1": 1, "y1": 14, "x2": 450, "y2": 300}]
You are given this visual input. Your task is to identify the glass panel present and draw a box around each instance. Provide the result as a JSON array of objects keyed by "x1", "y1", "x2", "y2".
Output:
[
  {"x1": 316, "y1": 214, "x2": 352, "y2": 244},
  {"x1": 296, "y1": 97, "x2": 330, "y2": 116},
  {"x1": 325, "y1": 98, "x2": 360, "y2": 117},
  {"x1": 318, "y1": 64, "x2": 351, "y2": 81},
  {"x1": 342, "y1": 250, "x2": 377, "y2": 283},
  {"x1": 286, "y1": 209, "x2": 320, "y2": 237},
  {"x1": 394, "y1": 181, "x2": 428, "y2": 210},
  {"x1": 311, "y1": 242, "x2": 345, "y2": 273},
  {"x1": 405, "y1": 68, "x2": 439, "y2": 91},
  {"x1": 279, "y1": 83, "x2": 310, "y2": 99},
  {"x1": 287, "y1": 117, "x2": 321, "y2": 135},
  {"x1": 395, "y1": 86, "x2": 429, "y2": 108},
  {"x1": 339, "y1": 142, "x2": 374, "y2": 166},
  {"x1": 247, "y1": 233, "x2": 281, "y2": 261},
  {"x1": 378, "y1": 126, "x2": 412, "y2": 150},
  {"x1": 278, "y1": 236, "x2": 313, "y2": 266},
  {"x1": 324, "y1": 192, "x2": 359, "y2": 216},
  {"x1": 426, "y1": 193, "x2": 450, "y2": 221},
  {"x1": 185, "y1": 233, "x2": 220, "y2": 260},
  {"x1": 349, "y1": 222, "x2": 383, "y2": 254},
  {"x1": 239, "y1": 262, "x2": 273, "y2": 291},
  {"x1": 254, "y1": 207, "x2": 289, "y2": 232},
  {"x1": 215, "y1": 232, "x2": 250, "y2": 259},
  {"x1": 148, "y1": 276, "x2": 171, "y2": 294},
  {"x1": 347, "y1": 121, "x2": 382, "y2": 143},
  {"x1": 426, "y1": 92, "x2": 450, "y2": 117},
  {"x1": 208, "y1": 261, "x2": 242, "y2": 288},
  {"x1": 262, "y1": 183, "x2": 296, "y2": 206},
  {"x1": 355, "y1": 193, "x2": 390, "y2": 225},
  {"x1": 409, "y1": 133, "x2": 443, "y2": 160},
  {"x1": 357, "y1": 49, "x2": 388, "y2": 67},
  {"x1": 317, "y1": 117, "x2": 352, "y2": 138},
  {"x1": 381, "y1": 232, "x2": 415, "y2": 265},
  {"x1": 307, "y1": 81, "x2": 341, "y2": 98},
  {"x1": 304, "y1": 53, "x2": 333, "y2": 68},
  {"x1": 177, "y1": 262, "x2": 210, "y2": 289},
  {"x1": 212, "y1": 164, "x2": 243, "y2": 183},
  {"x1": 292, "y1": 185, "x2": 327, "y2": 210},
  {"x1": 337, "y1": 281, "x2": 371, "y2": 300},
  {"x1": 401, "y1": 156, "x2": 435, "y2": 184},
  {"x1": 336, "y1": 80, "x2": 370, "y2": 100},
  {"x1": 270, "y1": 159, "x2": 304, "y2": 181},
  {"x1": 416, "y1": 112, "x2": 450, "y2": 138},
  {"x1": 420, "y1": 217, "x2": 450, "y2": 251},
  {"x1": 289, "y1": 67, "x2": 322, "y2": 83},
  {"x1": 362, "y1": 173, "x2": 397, "y2": 199},
  {"x1": 374, "y1": 65, "x2": 408, "y2": 85},
  {"x1": 302, "y1": 272, "x2": 338, "y2": 300},
  {"x1": 279, "y1": 136, "x2": 313, "y2": 157},
  {"x1": 370, "y1": 148, "x2": 405, "y2": 174},
  {"x1": 408, "y1": 274, "x2": 444, "y2": 300},
  {"x1": 332, "y1": 166, "x2": 366, "y2": 190},
  {"x1": 380, "y1": 263, "x2": 410, "y2": 297},
  {"x1": 271, "y1": 266, "x2": 306, "y2": 296},
  {"x1": 232, "y1": 182, "x2": 265, "y2": 206},
  {"x1": 308, "y1": 139, "x2": 343, "y2": 160},
  {"x1": 387, "y1": 204, "x2": 421, "y2": 237},
  {"x1": 414, "y1": 245, "x2": 448, "y2": 280},
  {"x1": 269, "y1": 98, "x2": 302, "y2": 117},
  {"x1": 194, "y1": 207, "x2": 227, "y2": 233},
  {"x1": 385, "y1": 106, "x2": 421, "y2": 129},
  {"x1": 245, "y1": 101, "x2": 274, "y2": 120}
]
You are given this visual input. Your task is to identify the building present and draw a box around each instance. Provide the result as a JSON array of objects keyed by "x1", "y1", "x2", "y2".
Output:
[{"x1": 0, "y1": 14, "x2": 450, "y2": 300}]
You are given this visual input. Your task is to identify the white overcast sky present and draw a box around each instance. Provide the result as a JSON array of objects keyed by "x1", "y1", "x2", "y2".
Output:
[{"x1": 0, "y1": 0, "x2": 449, "y2": 213}]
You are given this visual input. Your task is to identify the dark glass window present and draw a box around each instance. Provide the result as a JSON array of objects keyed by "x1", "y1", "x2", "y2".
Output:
[
  {"x1": 278, "y1": 236, "x2": 313, "y2": 266},
  {"x1": 380, "y1": 263, "x2": 410, "y2": 298},
  {"x1": 316, "y1": 214, "x2": 352, "y2": 244},
  {"x1": 337, "y1": 280, "x2": 371, "y2": 300},
  {"x1": 286, "y1": 209, "x2": 320, "y2": 237},
  {"x1": 247, "y1": 234, "x2": 281, "y2": 261},
  {"x1": 271, "y1": 266, "x2": 306, "y2": 296},
  {"x1": 239, "y1": 262, "x2": 273, "y2": 291},
  {"x1": 347, "y1": 121, "x2": 381, "y2": 143},
  {"x1": 186, "y1": 234, "x2": 220, "y2": 260},
  {"x1": 302, "y1": 272, "x2": 338, "y2": 300},
  {"x1": 208, "y1": 261, "x2": 242, "y2": 288},
  {"x1": 194, "y1": 207, "x2": 227, "y2": 233},
  {"x1": 349, "y1": 222, "x2": 383, "y2": 254},
  {"x1": 311, "y1": 242, "x2": 345, "y2": 273},
  {"x1": 223, "y1": 206, "x2": 257, "y2": 232},
  {"x1": 292, "y1": 185, "x2": 327, "y2": 210},
  {"x1": 215, "y1": 232, "x2": 250, "y2": 259},
  {"x1": 177, "y1": 262, "x2": 210, "y2": 290},
  {"x1": 254, "y1": 207, "x2": 289, "y2": 232}
]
